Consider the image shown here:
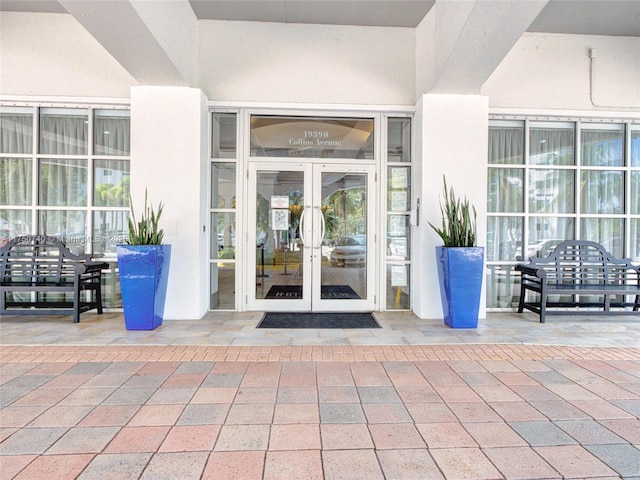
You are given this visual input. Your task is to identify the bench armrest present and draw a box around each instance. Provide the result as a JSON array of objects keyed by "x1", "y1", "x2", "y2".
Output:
[
  {"x1": 515, "y1": 263, "x2": 547, "y2": 279},
  {"x1": 75, "y1": 262, "x2": 109, "y2": 275}
]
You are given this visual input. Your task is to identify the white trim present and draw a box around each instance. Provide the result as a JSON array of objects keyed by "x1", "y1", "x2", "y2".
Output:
[
  {"x1": 208, "y1": 100, "x2": 415, "y2": 115},
  {"x1": 0, "y1": 95, "x2": 130, "y2": 109},
  {"x1": 490, "y1": 107, "x2": 640, "y2": 122}
]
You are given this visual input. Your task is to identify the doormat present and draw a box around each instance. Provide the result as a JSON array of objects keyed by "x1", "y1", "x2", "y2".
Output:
[
  {"x1": 265, "y1": 285, "x2": 360, "y2": 299},
  {"x1": 257, "y1": 312, "x2": 380, "y2": 329}
]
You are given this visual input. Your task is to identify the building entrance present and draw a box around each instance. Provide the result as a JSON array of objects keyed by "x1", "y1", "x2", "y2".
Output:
[{"x1": 247, "y1": 162, "x2": 375, "y2": 312}]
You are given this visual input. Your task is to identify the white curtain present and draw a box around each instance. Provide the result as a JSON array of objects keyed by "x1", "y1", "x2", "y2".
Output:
[
  {"x1": 632, "y1": 219, "x2": 640, "y2": 262},
  {"x1": 580, "y1": 130, "x2": 624, "y2": 257},
  {"x1": 0, "y1": 209, "x2": 31, "y2": 240},
  {"x1": 527, "y1": 217, "x2": 574, "y2": 256},
  {"x1": 487, "y1": 127, "x2": 525, "y2": 308},
  {"x1": 94, "y1": 160, "x2": 130, "y2": 207},
  {"x1": 39, "y1": 159, "x2": 87, "y2": 206},
  {"x1": 528, "y1": 169, "x2": 574, "y2": 214},
  {"x1": 0, "y1": 158, "x2": 31, "y2": 206},
  {"x1": 93, "y1": 210, "x2": 128, "y2": 255},
  {"x1": 94, "y1": 116, "x2": 130, "y2": 156},
  {"x1": 39, "y1": 210, "x2": 86, "y2": 252},
  {"x1": 40, "y1": 114, "x2": 87, "y2": 155},
  {"x1": 530, "y1": 128, "x2": 574, "y2": 165},
  {"x1": 0, "y1": 114, "x2": 32, "y2": 154},
  {"x1": 581, "y1": 129, "x2": 623, "y2": 166},
  {"x1": 488, "y1": 126, "x2": 525, "y2": 264},
  {"x1": 488, "y1": 126, "x2": 522, "y2": 164},
  {"x1": 632, "y1": 131, "x2": 640, "y2": 167}
]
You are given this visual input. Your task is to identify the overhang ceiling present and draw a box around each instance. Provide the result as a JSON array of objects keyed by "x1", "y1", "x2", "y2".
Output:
[{"x1": 1, "y1": 0, "x2": 639, "y2": 36}]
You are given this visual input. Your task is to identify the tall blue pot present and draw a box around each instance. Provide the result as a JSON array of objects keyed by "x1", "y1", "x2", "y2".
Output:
[
  {"x1": 436, "y1": 246, "x2": 484, "y2": 328},
  {"x1": 116, "y1": 245, "x2": 171, "y2": 330}
]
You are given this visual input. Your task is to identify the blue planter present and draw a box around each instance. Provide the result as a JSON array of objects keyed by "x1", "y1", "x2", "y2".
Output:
[
  {"x1": 436, "y1": 246, "x2": 484, "y2": 328},
  {"x1": 116, "y1": 245, "x2": 171, "y2": 330}
]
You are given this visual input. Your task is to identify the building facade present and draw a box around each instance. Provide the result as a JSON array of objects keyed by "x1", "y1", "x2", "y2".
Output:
[{"x1": 1, "y1": 1, "x2": 639, "y2": 320}]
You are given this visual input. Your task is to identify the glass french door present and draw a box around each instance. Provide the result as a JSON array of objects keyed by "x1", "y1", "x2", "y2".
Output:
[{"x1": 247, "y1": 162, "x2": 375, "y2": 311}]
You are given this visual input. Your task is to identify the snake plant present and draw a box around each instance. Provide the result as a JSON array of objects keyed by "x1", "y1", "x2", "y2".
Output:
[
  {"x1": 429, "y1": 176, "x2": 477, "y2": 247},
  {"x1": 127, "y1": 190, "x2": 165, "y2": 245}
]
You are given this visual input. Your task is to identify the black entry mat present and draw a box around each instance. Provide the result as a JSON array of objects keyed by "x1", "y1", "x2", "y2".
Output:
[
  {"x1": 265, "y1": 285, "x2": 360, "y2": 299},
  {"x1": 257, "y1": 312, "x2": 380, "y2": 329}
]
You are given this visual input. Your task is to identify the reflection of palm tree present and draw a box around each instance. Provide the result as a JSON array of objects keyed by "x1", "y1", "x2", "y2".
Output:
[
  {"x1": 256, "y1": 195, "x2": 269, "y2": 234},
  {"x1": 321, "y1": 206, "x2": 338, "y2": 241},
  {"x1": 326, "y1": 188, "x2": 365, "y2": 242},
  {"x1": 0, "y1": 158, "x2": 31, "y2": 205},
  {"x1": 95, "y1": 177, "x2": 130, "y2": 207},
  {"x1": 289, "y1": 190, "x2": 304, "y2": 238}
]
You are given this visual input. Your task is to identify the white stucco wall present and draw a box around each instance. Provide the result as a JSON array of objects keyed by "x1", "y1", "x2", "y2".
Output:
[
  {"x1": 413, "y1": 94, "x2": 489, "y2": 320},
  {"x1": 198, "y1": 20, "x2": 416, "y2": 105},
  {"x1": 130, "y1": 86, "x2": 208, "y2": 320},
  {"x1": 483, "y1": 33, "x2": 640, "y2": 111},
  {"x1": 0, "y1": 12, "x2": 136, "y2": 98},
  {"x1": 2, "y1": 11, "x2": 637, "y2": 113}
]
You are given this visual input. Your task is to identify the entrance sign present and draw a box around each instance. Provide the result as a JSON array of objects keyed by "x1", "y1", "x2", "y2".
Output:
[{"x1": 250, "y1": 116, "x2": 374, "y2": 159}]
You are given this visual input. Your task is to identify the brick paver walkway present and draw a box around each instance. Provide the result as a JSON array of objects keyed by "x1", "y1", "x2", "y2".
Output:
[{"x1": 1, "y1": 344, "x2": 639, "y2": 479}]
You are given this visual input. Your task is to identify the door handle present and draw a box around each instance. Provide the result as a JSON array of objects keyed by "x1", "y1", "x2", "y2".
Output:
[
  {"x1": 313, "y1": 206, "x2": 325, "y2": 249},
  {"x1": 318, "y1": 209, "x2": 326, "y2": 249},
  {"x1": 299, "y1": 206, "x2": 311, "y2": 249}
]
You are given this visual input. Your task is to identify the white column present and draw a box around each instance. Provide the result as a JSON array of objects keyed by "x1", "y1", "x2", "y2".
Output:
[
  {"x1": 413, "y1": 94, "x2": 489, "y2": 320},
  {"x1": 130, "y1": 86, "x2": 208, "y2": 319}
]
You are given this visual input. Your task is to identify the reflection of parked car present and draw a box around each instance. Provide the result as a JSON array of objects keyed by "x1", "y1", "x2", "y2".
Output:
[
  {"x1": 527, "y1": 239, "x2": 563, "y2": 259},
  {"x1": 330, "y1": 235, "x2": 366, "y2": 266}
]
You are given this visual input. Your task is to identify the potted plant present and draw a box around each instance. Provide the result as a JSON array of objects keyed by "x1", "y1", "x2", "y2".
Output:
[
  {"x1": 429, "y1": 177, "x2": 484, "y2": 328},
  {"x1": 116, "y1": 190, "x2": 171, "y2": 330}
]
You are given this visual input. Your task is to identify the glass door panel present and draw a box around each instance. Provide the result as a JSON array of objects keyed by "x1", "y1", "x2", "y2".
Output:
[
  {"x1": 247, "y1": 163, "x2": 374, "y2": 312},
  {"x1": 313, "y1": 165, "x2": 374, "y2": 311},
  {"x1": 248, "y1": 164, "x2": 311, "y2": 311}
]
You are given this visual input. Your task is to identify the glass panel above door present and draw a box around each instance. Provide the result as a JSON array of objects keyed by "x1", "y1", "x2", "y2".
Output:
[{"x1": 250, "y1": 116, "x2": 374, "y2": 159}]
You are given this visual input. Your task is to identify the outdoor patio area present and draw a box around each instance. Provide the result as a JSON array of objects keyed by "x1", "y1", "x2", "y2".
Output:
[
  {"x1": 1, "y1": 310, "x2": 640, "y2": 349},
  {"x1": 1, "y1": 311, "x2": 639, "y2": 479}
]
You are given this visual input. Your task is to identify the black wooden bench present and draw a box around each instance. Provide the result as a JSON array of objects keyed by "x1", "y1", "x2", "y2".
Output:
[
  {"x1": 0, "y1": 235, "x2": 108, "y2": 323},
  {"x1": 515, "y1": 240, "x2": 640, "y2": 323}
]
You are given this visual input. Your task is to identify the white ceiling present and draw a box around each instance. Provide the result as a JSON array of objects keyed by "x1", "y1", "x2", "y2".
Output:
[{"x1": 1, "y1": 0, "x2": 639, "y2": 36}]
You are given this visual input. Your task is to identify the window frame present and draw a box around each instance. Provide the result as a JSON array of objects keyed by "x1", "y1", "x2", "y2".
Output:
[{"x1": 487, "y1": 115, "x2": 640, "y2": 311}]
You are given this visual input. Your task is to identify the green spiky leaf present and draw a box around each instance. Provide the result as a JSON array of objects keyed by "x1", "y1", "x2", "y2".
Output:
[
  {"x1": 428, "y1": 176, "x2": 477, "y2": 247},
  {"x1": 126, "y1": 189, "x2": 165, "y2": 245}
]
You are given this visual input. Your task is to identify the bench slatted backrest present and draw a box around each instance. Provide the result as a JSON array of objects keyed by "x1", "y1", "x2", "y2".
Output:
[
  {"x1": 0, "y1": 235, "x2": 92, "y2": 285},
  {"x1": 529, "y1": 240, "x2": 639, "y2": 286}
]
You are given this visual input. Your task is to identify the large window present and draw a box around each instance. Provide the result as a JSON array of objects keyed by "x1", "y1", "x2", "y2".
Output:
[
  {"x1": 385, "y1": 117, "x2": 412, "y2": 309},
  {"x1": 210, "y1": 112, "x2": 237, "y2": 310},
  {"x1": 0, "y1": 105, "x2": 130, "y2": 308},
  {"x1": 487, "y1": 118, "x2": 640, "y2": 309}
]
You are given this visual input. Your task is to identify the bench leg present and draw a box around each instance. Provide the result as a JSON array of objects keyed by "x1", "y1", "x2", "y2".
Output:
[
  {"x1": 634, "y1": 295, "x2": 639, "y2": 312},
  {"x1": 95, "y1": 284, "x2": 104, "y2": 315},
  {"x1": 604, "y1": 294, "x2": 611, "y2": 312},
  {"x1": 539, "y1": 290, "x2": 547, "y2": 323},
  {"x1": 73, "y1": 282, "x2": 81, "y2": 323},
  {"x1": 517, "y1": 285, "x2": 526, "y2": 313},
  {"x1": 0, "y1": 291, "x2": 5, "y2": 315}
]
